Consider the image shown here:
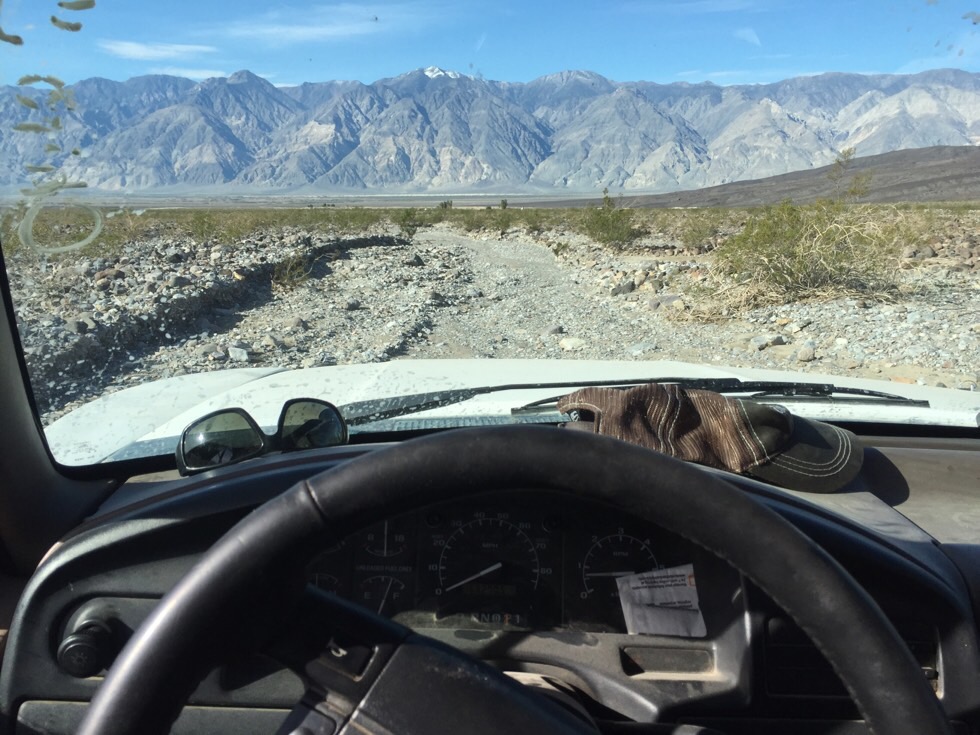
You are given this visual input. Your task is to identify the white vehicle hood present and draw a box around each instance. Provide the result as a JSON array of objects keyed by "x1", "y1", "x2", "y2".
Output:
[{"x1": 44, "y1": 359, "x2": 980, "y2": 466}]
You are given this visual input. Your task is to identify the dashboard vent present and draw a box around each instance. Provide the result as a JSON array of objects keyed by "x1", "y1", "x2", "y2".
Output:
[{"x1": 763, "y1": 616, "x2": 938, "y2": 698}]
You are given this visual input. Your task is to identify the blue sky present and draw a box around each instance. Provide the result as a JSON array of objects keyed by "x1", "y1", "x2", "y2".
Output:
[{"x1": 2, "y1": 0, "x2": 979, "y2": 87}]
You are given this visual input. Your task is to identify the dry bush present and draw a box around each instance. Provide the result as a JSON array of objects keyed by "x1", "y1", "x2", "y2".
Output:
[
  {"x1": 271, "y1": 252, "x2": 313, "y2": 292},
  {"x1": 713, "y1": 201, "x2": 914, "y2": 307},
  {"x1": 577, "y1": 189, "x2": 642, "y2": 249}
]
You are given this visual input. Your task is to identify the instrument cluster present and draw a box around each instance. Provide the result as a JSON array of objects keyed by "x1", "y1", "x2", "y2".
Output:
[{"x1": 306, "y1": 491, "x2": 715, "y2": 633}]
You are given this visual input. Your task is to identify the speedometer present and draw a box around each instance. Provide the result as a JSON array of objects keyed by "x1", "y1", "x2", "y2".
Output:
[
  {"x1": 437, "y1": 518, "x2": 540, "y2": 597},
  {"x1": 414, "y1": 510, "x2": 560, "y2": 629}
]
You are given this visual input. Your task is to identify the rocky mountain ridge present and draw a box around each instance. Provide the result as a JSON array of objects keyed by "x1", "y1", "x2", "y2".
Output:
[{"x1": 2, "y1": 67, "x2": 979, "y2": 194}]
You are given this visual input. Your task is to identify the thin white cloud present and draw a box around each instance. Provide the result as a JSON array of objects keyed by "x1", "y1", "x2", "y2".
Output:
[
  {"x1": 734, "y1": 27, "x2": 761, "y2": 46},
  {"x1": 705, "y1": 69, "x2": 753, "y2": 78},
  {"x1": 475, "y1": 32, "x2": 487, "y2": 52},
  {"x1": 148, "y1": 66, "x2": 227, "y2": 80},
  {"x1": 218, "y1": 3, "x2": 441, "y2": 46},
  {"x1": 98, "y1": 40, "x2": 217, "y2": 61}
]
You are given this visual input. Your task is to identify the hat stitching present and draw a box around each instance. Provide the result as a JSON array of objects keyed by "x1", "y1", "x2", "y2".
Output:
[
  {"x1": 664, "y1": 384, "x2": 683, "y2": 456},
  {"x1": 697, "y1": 391, "x2": 740, "y2": 470},
  {"x1": 734, "y1": 399, "x2": 779, "y2": 467},
  {"x1": 766, "y1": 424, "x2": 851, "y2": 470},
  {"x1": 651, "y1": 386, "x2": 671, "y2": 454},
  {"x1": 766, "y1": 425, "x2": 853, "y2": 476},
  {"x1": 717, "y1": 396, "x2": 748, "y2": 470},
  {"x1": 768, "y1": 440, "x2": 848, "y2": 470}
]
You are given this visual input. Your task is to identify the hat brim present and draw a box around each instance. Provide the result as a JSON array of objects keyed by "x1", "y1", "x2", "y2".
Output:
[{"x1": 745, "y1": 412, "x2": 864, "y2": 493}]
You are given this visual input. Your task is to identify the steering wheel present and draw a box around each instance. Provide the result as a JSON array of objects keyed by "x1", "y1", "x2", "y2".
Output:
[{"x1": 76, "y1": 426, "x2": 951, "y2": 735}]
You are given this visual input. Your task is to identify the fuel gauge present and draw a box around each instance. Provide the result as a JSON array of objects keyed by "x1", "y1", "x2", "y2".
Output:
[{"x1": 356, "y1": 574, "x2": 409, "y2": 616}]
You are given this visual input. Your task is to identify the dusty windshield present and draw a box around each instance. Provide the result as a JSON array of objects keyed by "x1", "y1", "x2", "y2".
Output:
[{"x1": 1, "y1": 1, "x2": 979, "y2": 466}]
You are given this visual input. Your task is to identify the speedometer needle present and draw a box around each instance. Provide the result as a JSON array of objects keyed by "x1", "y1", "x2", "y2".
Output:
[
  {"x1": 584, "y1": 571, "x2": 635, "y2": 578},
  {"x1": 445, "y1": 562, "x2": 503, "y2": 592}
]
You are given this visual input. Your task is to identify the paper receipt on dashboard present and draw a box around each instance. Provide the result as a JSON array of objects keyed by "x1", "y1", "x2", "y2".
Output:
[{"x1": 616, "y1": 563, "x2": 707, "y2": 637}]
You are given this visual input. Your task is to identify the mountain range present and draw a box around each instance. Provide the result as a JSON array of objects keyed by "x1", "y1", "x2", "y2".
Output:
[{"x1": 2, "y1": 66, "x2": 980, "y2": 195}]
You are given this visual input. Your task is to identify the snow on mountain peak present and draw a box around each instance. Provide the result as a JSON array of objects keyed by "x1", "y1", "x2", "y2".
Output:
[{"x1": 423, "y1": 66, "x2": 462, "y2": 79}]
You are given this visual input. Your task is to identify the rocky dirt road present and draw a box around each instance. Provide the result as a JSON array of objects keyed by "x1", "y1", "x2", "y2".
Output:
[{"x1": 7, "y1": 220, "x2": 980, "y2": 423}]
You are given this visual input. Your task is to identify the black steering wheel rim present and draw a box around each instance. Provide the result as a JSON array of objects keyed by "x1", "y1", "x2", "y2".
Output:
[{"x1": 76, "y1": 425, "x2": 951, "y2": 735}]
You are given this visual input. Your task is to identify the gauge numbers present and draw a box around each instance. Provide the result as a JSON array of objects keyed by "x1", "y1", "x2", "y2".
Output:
[
  {"x1": 437, "y1": 517, "x2": 541, "y2": 596},
  {"x1": 361, "y1": 518, "x2": 411, "y2": 558},
  {"x1": 581, "y1": 532, "x2": 657, "y2": 599}
]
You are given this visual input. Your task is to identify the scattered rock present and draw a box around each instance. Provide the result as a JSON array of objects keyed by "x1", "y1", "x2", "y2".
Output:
[
  {"x1": 559, "y1": 337, "x2": 586, "y2": 351},
  {"x1": 227, "y1": 347, "x2": 250, "y2": 363},
  {"x1": 648, "y1": 295, "x2": 685, "y2": 311},
  {"x1": 796, "y1": 346, "x2": 816, "y2": 363},
  {"x1": 749, "y1": 334, "x2": 787, "y2": 352},
  {"x1": 629, "y1": 341, "x2": 658, "y2": 357},
  {"x1": 260, "y1": 335, "x2": 282, "y2": 349},
  {"x1": 66, "y1": 318, "x2": 89, "y2": 335}
]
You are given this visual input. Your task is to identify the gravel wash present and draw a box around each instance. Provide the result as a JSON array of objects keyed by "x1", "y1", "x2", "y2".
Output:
[{"x1": 7, "y1": 221, "x2": 979, "y2": 424}]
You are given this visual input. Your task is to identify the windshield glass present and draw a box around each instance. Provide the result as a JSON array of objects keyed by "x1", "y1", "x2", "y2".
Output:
[{"x1": 2, "y1": 0, "x2": 979, "y2": 466}]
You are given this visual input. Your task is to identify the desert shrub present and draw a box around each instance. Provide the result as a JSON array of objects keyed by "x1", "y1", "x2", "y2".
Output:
[
  {"x1": 424, "y1": 206, "x2": 448, "y2": 225},
  {"x1": 579, "y1": 189, "x2": 639, "y2": 248},
  {"x1": 714, "y1": 200, "x2": 910, "y2": 304},
  {"x1": 520, "y1": 208, "x2": 546, "y2": 235},
  {"x1": 331, "y1": 207, "x2": 383, "y2": 234},
  {"x1": 395, "y1": 207, "x2": 423, "y2": 240},
  {"x1": 492, "y1": 208, "x2": 514, "y2": 235},
  {"x1": 460, "y1": 209, "x2": 486, "y2": 232},
  {"x1": 271, "y1": 252, "x2": 313, "y2": 292},
  {"x1": 188, "y1": 210, "x2": 219, "y2": 243},
  {"x1": 678, "y1": 208, "x2": 725, "y2": 250}
]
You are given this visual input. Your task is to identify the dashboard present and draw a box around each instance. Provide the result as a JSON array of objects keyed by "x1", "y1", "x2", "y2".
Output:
[
  {"x1": 2, "y1": 439, "x2": 980, "y2": 735},
  {"x1": 305, "y1": 492, "x2": 735, "y2": 634}
]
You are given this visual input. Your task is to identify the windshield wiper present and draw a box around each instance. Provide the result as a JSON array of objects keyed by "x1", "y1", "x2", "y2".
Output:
[
  {"x1": 341, "y1": 378, "x2": 928, "y2": 426},
  {"x1": 341, "y1": 378, "x2": 662, "y2": 425},
  {"x1": 513, "y1": 379, "x2": 929, "y2": 414}
]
